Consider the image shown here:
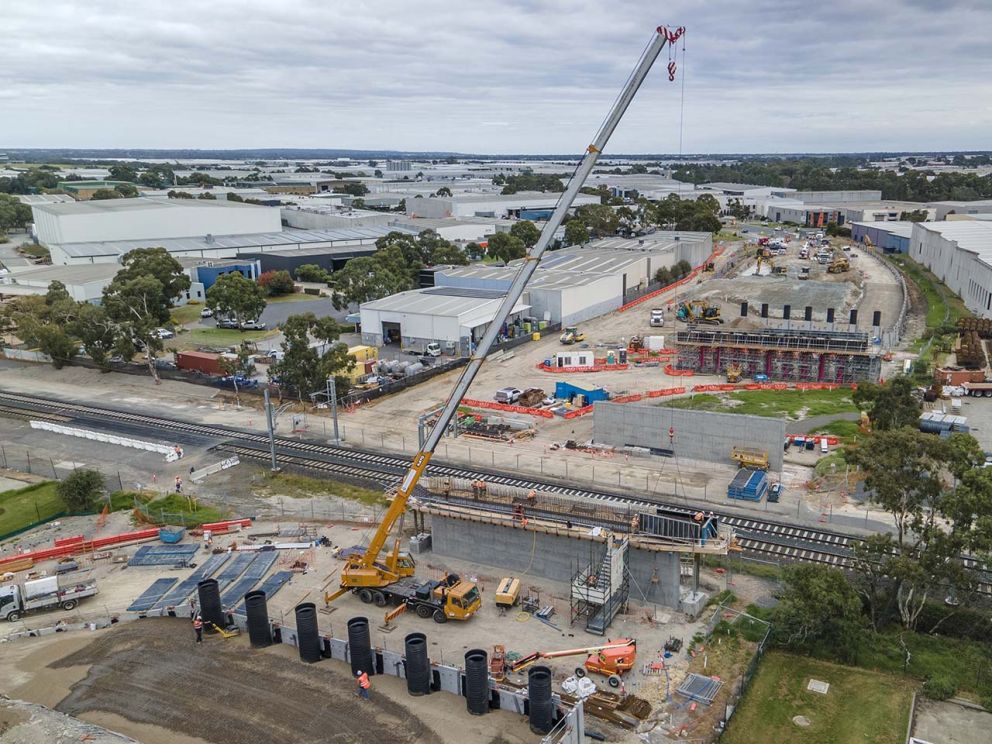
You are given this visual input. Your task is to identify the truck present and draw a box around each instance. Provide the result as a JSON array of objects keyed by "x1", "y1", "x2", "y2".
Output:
[
  {"x1": 176, "y1": 351, "x2": 225, "y2": 376},
  {"x1": 0, "y1": 575, "x2": 99, "y2": 622},
  {"x1": 361, "y1": 574, "x2": 481, "y2": 624}
]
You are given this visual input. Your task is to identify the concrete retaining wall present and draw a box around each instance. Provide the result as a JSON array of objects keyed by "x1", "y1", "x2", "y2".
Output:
[
  {"x1": 428, "y1": 515, "x2": 681, "y2": 608},
  {"x1": 593, "y1": 401, "x2": 786, "y2": 471}
]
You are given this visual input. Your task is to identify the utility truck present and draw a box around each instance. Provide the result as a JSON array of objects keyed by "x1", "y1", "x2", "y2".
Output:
[{"x1": 0, "y1": 575, "x2": 99, "y2": 622}]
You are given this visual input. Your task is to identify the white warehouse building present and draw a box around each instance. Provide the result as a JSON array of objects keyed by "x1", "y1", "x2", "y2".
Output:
[
  {"x1": 32, "y1": 198, "x2": 281, "y2": 250},
  {"x1": 908, "y1": 221, "x2": 992, "y2": 317},
  {"x1": 406, "y1": 191, "x2": 599, "y2": 219},
  {"x1": 359, "y1": 287, "x2": 531, "y2": 355}
]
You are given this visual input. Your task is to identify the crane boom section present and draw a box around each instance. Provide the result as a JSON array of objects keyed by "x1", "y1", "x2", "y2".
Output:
[{"x1": 353, "y1": 27, "x2": 673, "y2": 574}]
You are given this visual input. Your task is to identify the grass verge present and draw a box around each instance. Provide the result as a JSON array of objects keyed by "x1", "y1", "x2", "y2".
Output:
[
  {"x1": 173, "y1": 327, "x2": 278, "y2": 351},
  {"x1": 663, "y1": 388, "x2": 857, "y2": 420},
  {"x1": 0, "y1": 481, "x2": 62, "y2": 535},
  {"x1": 256, "y1": 471, "x2": 386, "y2": 505},
  {"x1": 140, "y1": 492, "x2": 227, "y2": 527},
  {"x1": 723, "y1": 651, "x2": 913, "y2": 744},
  {"x1": 266, "y1": 292, "x2": 324, "y2": 304},
  {"x1": 17, "y1": 243, "x2": 50, "y2": 259},
  {"x1": 169, "y1": 304, "x2": 205, "y2": 326},
  {"x1": 888, "y1": 253, "x2": 969, "y2": 330}
]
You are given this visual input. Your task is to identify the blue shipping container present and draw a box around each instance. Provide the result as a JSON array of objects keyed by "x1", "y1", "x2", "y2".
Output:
[{"x1": 727, "y1": 468, "x2": 768, "y2": 502}]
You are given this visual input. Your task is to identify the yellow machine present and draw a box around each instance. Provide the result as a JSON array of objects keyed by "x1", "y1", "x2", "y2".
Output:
[
  {"x1": 504, "y1": 639, "x2": 638, "y2": 688},
  {"x1": 827, "y1": 255, "x2": 850, "y2": 273},
  {"x1": 725, "y1": 363, "x2": 743, "y2": 383},
  {"x1": 495, "y1": 577, "x2": 521, "y2": 608},
  {"x1": 731, "y1": 446, "x2": 769, "y2": 470},
  {"x1": 675, "y1": 300, "x2": 723, "y2": 325},
  {"x1": 559, "y1": 326, "x2": 586, "y2": 345}
]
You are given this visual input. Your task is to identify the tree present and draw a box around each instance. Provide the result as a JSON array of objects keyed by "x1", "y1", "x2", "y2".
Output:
[
  {"x1": 219, "y1": 343, "x2": 256, "y2": 405},
  {"x1": 114, "y1": 183, "x2": 139, "y2": 198},
  {"x1": 107, "y1": 164, "x2": 138, "y2": 182},
  {"x1": 825, "y1": 221, "x2": 841, "y2": 237},
  {"x1": 294, "y1": 264, "x2": 330, "y2": 283},
  {"x1": 727, "y1": 198, "x2": 751, "y2": 220},
  {"x1": 772, "y1": 564, "x2": 865, "y2": 662},
  {"x1": 673, "y1": 260, "x2": 693, "y2": 278},
  {"x1": 328, "y1": 252, "x2": 411, "y2": 310},
  {"x1": 564, "y1": 220, "x2": 589, "y2": 246},
  {"x1": 464, "y1": 242, "x2": 484, "y2": 260},
  {"x1": 258, "y1": 270, "x2": 295, "y2": 296},
  {"x1": 90, "y1": 189, "x2": 121, "y2": 200},
  {"x1": 900, "y1": 209, "x2": 929, "y2": 222},
  {"x1": 575, "y1": 204, "x2": 619, "y2": 237},
  {"x1": 269, "y1": 313, "x2": 355, "y2": 402},
  {"x1": 654, "y1": 267, "x2": 672, "y2": 285},
  {"x1": 333, "y1": 181, "x2": 368, "y2": 197},
  {"x1": 226, "y1": 192, "x2": 245, "y2": 202},
  {"x1": 168, "y1": 190, "x2": 194, "y2": 199},
  {"x1": 113, "y1": 248, "x2": 191, "y2": 303},
  {"x1": 69, "y1": 303, "x2": 117, "y2": 371},
  {"x1": 2, "y1": 283, "x2": 78, "y2": 368},
  {"x1": 435, "y1": 186, "x2": 452, "y2": 197},
  {"x1": 0, "y1": 194, "x2": 33, "y2": 232},
  {"x1": 56, "y1": 469, "x2": 105, "y2": 512},
  {"x1": 486, "y1": 232, "x2": 527, "y2": 263},
  {"x1": 207, "y1": 271, "x2": 267, "y2": 326},
  {"x1": 499, "y1": 173, "x2": 566, "y2": 194},
  {"x1": 510, "y1": 220, "x2": 541, "y2": 248},
  {"x1": 847, "y1": 428, "x2": 990, "y2": 629},
  {"x1": 197, "y1": 192, "x2": 217, "y2": 200},
  {"x1": 852, "y1": 377, "x2": 921, "y2": 430}
]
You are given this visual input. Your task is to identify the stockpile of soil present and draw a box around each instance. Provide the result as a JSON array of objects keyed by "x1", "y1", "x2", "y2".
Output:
[{"x1": 51, "y1": 618, "x2": 442, "y2": 744}]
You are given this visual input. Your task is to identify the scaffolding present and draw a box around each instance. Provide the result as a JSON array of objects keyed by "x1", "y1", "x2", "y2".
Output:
[
  {"x1": 570, "y1": 534, "x2": 630, "y2": 635},
  {"x1": 675, "y1": 325, "x2": 881, "y2": 383}
]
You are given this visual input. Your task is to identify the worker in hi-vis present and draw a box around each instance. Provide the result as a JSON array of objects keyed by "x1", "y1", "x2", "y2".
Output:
[
  {"x1": 356, "y1": 670, "x2": 371, "y2": 700},
  {"x1": 192, "y1": 615, "x2": 203, "y2": 644}
]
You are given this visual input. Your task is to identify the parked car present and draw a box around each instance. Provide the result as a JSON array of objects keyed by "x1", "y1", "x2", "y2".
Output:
[
  {"x1": 216, "y1": 317, "x2": 239, "y2": 329},
  {"x1": 266, "y1": 349, "x2": 285, "y2": 362},
  {"x1": 768, "y1": 483, "x2": 783, "y2": 502},
  {"x1": 239, "y1": 319, "x2": 267, "y2": 331},
  {"x1": 154, "y1": 328, "x2": 175, "y2": 339},
  {"x1": 424, "y1": 341, "x2": 442, "y2": 357},
  {"x1": 200, "y1": 307, "x2": 214, "y2": 318},
  {"x1": 217, "y1": 375, "x2": 259, "y2": 389},
  {"x1": 494, "y1": 387, "x2": 523, "y2": 404}
]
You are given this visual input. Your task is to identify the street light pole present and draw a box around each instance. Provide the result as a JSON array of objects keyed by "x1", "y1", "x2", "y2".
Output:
[
  {"x1": 264, "y1": 387, "x2": 278, "y2": 471},
  {"x1": 326, "y1": 376, "x2": 340, "y2": 444}
]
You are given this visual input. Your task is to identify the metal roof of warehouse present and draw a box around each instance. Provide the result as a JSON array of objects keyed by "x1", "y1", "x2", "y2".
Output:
[
  {"x1": 361, "y1": 286, "x2": 529, "y2": 319},
  {"x1": 437, "y1": 265, "x2": 613, "y2": 289},
  {"x1": 54, "y1": 225, "x2": 418, "y2": 260}
]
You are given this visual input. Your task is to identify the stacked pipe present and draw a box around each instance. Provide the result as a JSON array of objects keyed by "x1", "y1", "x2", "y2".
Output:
[
  {"x1": 528, "y1": 665, "x2": 555, "y2": 735},
  {"x1": 295, "y1": 603, "x2": 321, "y2": 663},
  {"x1": 464, "y1": 649, "x2": 489, "y2": 716},
  {"x1": 958, "y1": 317, "x2": 992, "y2": 338},
  {"x1": 957, "y1": 330, "x2": 984, "y2": 369},
  {"x1": 244, "y1": 590, "x2": 271, "y2": 648},
  {"x1": 404, "y1": 632, "x2": 431, "y2": 696},
  {"x1": 197, "y1": 579, "x2": 224, "y2": 630},
  {"x1": 348, "y1": 616, "x2": 374, "y2": 677}
]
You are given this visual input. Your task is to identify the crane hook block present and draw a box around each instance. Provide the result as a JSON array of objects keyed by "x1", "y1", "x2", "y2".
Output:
[{"x1": 657, "y1": 25, "x2": 686, "y2": 44}]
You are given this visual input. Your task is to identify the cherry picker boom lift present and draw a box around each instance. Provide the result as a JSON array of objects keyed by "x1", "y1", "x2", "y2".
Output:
[{"x1": 324, "y1": 24, "x2": 684, "y2": 622}]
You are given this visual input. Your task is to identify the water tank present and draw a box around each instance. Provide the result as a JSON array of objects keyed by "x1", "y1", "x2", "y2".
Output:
[
  {"x1": 404, "y1": 632, "x2": 431, "y2": 696},
  {"x1": 245, "y1": 590, "x2": 271, "y2": 648},
  {"x1": 528, "y1": 665, "x2": 555, "y2": 734},
  {"x1": 294, "y1": 603, "x2": 321, "y2": 663},
  {"x1": 464, "y1": 649, "x2": 489, "y2": 716},
  {"x1": 348, "y1": 616, "x2": 374, "y2": 677},
  {"x1": 197, "y1": 579, "x2": 224, "y2": 630}
]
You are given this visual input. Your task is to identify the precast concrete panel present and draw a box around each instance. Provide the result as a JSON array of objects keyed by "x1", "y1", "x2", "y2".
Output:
[{"x1": 593, "y1": 401, "x2": 786, "y2": 471}]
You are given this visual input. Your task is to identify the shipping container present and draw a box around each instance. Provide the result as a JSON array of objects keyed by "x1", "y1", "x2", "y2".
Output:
[
  {"x1": 727, "y1": 468, "x2": 768, "y2": 502},
  {"x1": 176, "y1": 351, "x2": 224, "y2": 376}
]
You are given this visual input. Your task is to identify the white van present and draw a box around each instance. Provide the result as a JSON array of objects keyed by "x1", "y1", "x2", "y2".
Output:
[
  {"x1": 424, "y1": 342, "x2": 442, "y2": 357},
  {"x1": 820, "y1": 438, "x2": 829, "y2": 454}
]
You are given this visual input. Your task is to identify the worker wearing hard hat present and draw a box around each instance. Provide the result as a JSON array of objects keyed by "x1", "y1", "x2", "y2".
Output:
[{"x1": 356, "y1": 670, "x2": 371, "y2": 700}]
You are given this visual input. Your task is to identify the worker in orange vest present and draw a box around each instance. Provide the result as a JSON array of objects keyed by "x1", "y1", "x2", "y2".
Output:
[
  {"x1": 356, "y1": 670, "x2": 371, "y2": 700},
  {"x1": 192, "y1": 615, "x2": 203, "y2": 644}
]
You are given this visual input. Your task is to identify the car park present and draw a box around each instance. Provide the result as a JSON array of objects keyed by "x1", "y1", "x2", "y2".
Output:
[{"x1": 494, "y1": 387, "x2": 522, "y2": 404}]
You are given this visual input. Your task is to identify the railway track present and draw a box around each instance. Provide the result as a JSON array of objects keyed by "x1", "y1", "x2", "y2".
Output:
[{"x1": 0, "y1": 390, "x2": 863, "y2": 569}]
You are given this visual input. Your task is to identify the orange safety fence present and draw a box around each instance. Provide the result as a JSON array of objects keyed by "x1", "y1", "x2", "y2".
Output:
[
  {"x1": 536, "y1": 363, "x2": 629, "y2": 374},
  {"x1": 0, "y1": 528, "x2": 161, "y2": 568},
  {"x1": 618, "y1": 246, "x2": 726, "y2": 313},
  {"x1": 664, "y1": 364, "x2": 694, "y2": 376},
  {"x1": 461, "y1": 399, "x2": 555, "y2": 419}
]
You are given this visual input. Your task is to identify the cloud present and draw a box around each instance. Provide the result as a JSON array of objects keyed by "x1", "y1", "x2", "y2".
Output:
[{"x1": 2, "y1": 0, "x2": 990, "y2": 153}]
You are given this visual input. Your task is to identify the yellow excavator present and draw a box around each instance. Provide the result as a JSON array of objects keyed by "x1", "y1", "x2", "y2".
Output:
[
  {"x1": 676, "y1": 300, "x2": 723, "y2": 325},
  {"x1": 323, "y1": 24, "x2": 680, "y2": 622},
  {"x1": 726, "y1": 363, "x2": 743, "y2": 383},
  {"x1": 827, "y1": 255, "x2": 850, "y2": 273}
]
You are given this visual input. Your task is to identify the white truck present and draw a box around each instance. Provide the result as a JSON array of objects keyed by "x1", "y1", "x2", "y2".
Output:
[{"x1": 0, "y1": 575, "x2": 99, "y2": 622}]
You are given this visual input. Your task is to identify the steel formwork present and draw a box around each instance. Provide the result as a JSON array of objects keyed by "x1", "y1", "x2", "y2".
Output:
[{"x1": 675, "y1": 326, "x2": 881, "y2": 383}]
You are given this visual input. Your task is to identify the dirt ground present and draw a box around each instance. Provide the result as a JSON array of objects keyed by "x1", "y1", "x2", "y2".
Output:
[{"x1": 0, "y1": 618, "x2": 535, "y2": 744}]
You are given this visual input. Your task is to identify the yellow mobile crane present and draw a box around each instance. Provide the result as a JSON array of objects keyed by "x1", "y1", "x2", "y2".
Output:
[{"x1": 324, "y1": 24, "x2": 683, "y2": 622}]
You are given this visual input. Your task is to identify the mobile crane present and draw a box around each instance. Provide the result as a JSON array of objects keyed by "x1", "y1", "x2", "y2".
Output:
[{"x1": 324, "y1": 24, "x2": 683, "y2": 620}]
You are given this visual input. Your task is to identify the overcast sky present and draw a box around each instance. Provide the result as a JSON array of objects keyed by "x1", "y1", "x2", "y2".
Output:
[{"x1": 3, "y1": 0, "x2": 991, "y2": 154}]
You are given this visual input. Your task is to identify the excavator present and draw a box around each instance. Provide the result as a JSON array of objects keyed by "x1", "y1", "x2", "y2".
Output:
[
  {"x1": 827, "y1": 254, "x2": 850, "y2": 273},
  {"x1": 675, "y1": 300, "x2": 723, "y2": 325},
  {"x1": 725, "y1": 362, "x2": 743, "y2": 383},
  {"x1": 323, "y1": 25, "x2": 682, "y2": 620}
]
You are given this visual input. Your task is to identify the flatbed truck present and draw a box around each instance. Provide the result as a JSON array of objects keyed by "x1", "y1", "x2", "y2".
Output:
[
  {"x1": 0, "y1": 575, "x2": 99, "y2": 622},
  {"x1": 353, "y1": 574, "x2": 481, "y2": 624}
]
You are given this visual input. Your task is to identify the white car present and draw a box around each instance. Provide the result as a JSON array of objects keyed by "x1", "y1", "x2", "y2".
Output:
[
  {"x1": 200, "y1": 307, "x2": 214, "y2": 318},
  {"x1": 239, "y1": 319, "x2": 267, "y2": 330},
  {"x1": 155, "y1": 328, "x2": 175, "y2": 339},
  {"x1": 494, "y1": 387, "x2": 522, "y2": 404}
]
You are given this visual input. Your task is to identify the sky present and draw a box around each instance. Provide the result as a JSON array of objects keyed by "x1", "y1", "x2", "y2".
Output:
[{"x1": 2, "y1": 0, "x2": 991, "y2": 154}]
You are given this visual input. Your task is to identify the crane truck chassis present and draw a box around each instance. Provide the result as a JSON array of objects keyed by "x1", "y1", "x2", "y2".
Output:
[{"x1": 350, "y1": 574, "x2": 481, "y2": 623}]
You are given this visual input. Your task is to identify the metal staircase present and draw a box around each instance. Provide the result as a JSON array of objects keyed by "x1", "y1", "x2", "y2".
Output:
[{"x1": 570, "y1": 534, "x2": 630, "y2": 635}]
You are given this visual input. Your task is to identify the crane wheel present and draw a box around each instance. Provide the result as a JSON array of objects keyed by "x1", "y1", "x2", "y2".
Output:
[
  {"x1": 432, "y1": 610, "x2": 448, "y2": 624},
  {"x1": 416, "y1": 604, "x2": 433, "y2": 619},
  {"x1": 574, "y1": 667, "x2": 587, "y2": 678},
  {"x1": 373, "y1": 591, "x2": 387, "y2": 607},
  {"x1": 607, "y1": 675, "x2": 622, "y2": 688},
  {"x1": 358, "y1": 589, "x2": 374, "y2": 604}
]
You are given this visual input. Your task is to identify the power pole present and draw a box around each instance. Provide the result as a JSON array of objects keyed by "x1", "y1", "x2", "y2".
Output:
[
  {"x1": 263, "y1": 387, "x2": 278, "y2": 471},
  {"x1": 326, "y1": 377, "x2": 340, "y2": 444}
]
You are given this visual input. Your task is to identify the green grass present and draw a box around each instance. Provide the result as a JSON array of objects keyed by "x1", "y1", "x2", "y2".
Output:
[
  {"x1": 888, "y1": 254, "x2": 969, "y2": 331},
  {"x1": 257, "y1": 471, "x2": 387, "y2": 505},
  {"x1": 18, "y1": 243, "x2": 50, "y2": 258},
  {"x1": 814, "y1": 451, "x2": 848, "y2": 477},
  {"x1": 703, "y1": 554, "x2": 784, "y2": 580},
  {"x1": 174, "y1": 327, "x2": 278, "y2": 350},
  {"x1": 723, "y1": 651, "x2": 913, "y2": 744},
  {"x1": 663, "y1": 388, "x2": 857, "y2": 420},
  {"x1": 169, "y1": 304, "x2": 205, "y2": 326},
  {"x1": 266, "y1": 292, "x2": 323, "y2": 304},
  {"x1": 0, "y1": 481, "x2": 64, "y2": 535},
  {"x1": 814, "y1": 420, "x2": 861, "y2": 443},
  {"x1": 143, "y1": 493, "x2": 227, "y2": 527}
]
